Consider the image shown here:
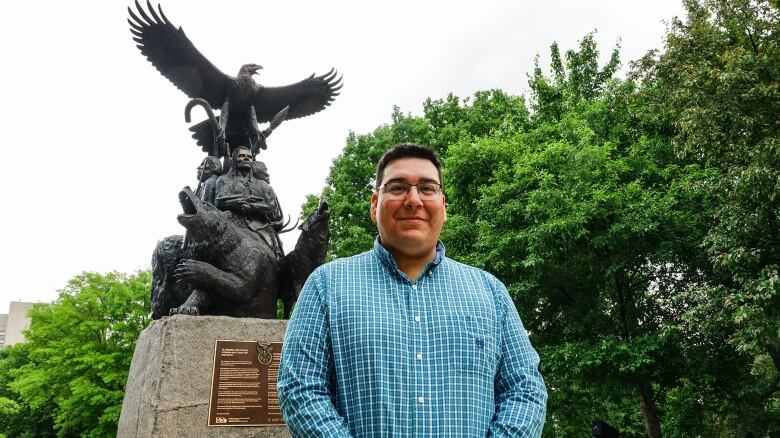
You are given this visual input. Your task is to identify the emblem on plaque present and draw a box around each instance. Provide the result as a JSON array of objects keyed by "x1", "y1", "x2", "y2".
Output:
[{"x1": 257, "y1": 342, "x2": 274, "y2": 365}]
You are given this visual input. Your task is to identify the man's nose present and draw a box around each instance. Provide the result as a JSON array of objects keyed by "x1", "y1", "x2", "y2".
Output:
[{"x1": 403, "y1": 186, "x2": 424, "y2": 207}]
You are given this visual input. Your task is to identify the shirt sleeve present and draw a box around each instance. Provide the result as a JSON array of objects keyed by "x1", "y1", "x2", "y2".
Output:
[
  {"x1": 489, "y1": 279, "x2": 548, "y2": 437},
  {"x1": 278, "y1": 268, "x2": 353, "y2": 437}
]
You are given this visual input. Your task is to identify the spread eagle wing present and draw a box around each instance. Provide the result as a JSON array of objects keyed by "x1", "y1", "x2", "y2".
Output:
[
  {"x1": 254, "y1": 69, "x2": 342, "y2": 124},
  {"x1": 128, "y1": 0, "x2": 229, "y2": 109}
]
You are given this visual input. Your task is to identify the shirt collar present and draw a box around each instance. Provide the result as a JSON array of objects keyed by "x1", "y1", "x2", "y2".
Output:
[{"x1": 373, "y1": 237, "x2": 445, "y2": 274}]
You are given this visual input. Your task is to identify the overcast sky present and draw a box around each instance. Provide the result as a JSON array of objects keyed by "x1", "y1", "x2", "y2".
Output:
[{"x1": 0, "y1": 0, "x2": 685, "y2": 313}]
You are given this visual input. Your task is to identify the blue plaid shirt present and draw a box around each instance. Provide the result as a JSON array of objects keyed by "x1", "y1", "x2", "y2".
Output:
[{"x1": 279, "y1": 239, "x2": 547, "y2": 437}]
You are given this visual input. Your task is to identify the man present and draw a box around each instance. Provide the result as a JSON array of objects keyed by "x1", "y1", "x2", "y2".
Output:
[
  {"x1": 215, "y1": 146, "x2": 284, "y2": 257},
  {"x1": 278, "y1": 143, "x2": 547, "y2": 437}
]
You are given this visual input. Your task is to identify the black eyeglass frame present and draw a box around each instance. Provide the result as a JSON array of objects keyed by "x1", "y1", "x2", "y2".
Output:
[{"x1": 378, "y1": 181, "x2": 443, "y2": 197}]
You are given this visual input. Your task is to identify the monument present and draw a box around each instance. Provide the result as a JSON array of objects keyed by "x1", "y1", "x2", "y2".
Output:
[{"x1": 118, "y1": 2, "x2": 340, "y2": 436}]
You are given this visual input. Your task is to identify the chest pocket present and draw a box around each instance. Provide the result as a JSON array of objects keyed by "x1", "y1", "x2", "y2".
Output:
[{"x1": 441, "y1": 313, "x2": 498, "y2": 377}]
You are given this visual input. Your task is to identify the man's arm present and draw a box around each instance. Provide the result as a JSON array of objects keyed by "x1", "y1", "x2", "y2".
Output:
[
  {"x1": 278, "y1": 268, "x2": 353, "y2": 437},
  {"x1": 489, "y1": 279, "x2": 547, "y2": 437}
]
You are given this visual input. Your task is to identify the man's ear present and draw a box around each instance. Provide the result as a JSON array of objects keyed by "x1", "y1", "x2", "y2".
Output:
[
  {"x1": 442, "y1": 194, "x2": 447, "y2": 222},
  {"x1": 370, "y1": 193, "x2": 378, "y2": 222}
]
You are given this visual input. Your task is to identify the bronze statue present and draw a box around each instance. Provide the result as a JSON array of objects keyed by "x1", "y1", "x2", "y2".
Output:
[
  {"x1": 151, "y1": 148, "x2": 330, "y2": 319},
  {"x1": 151, "y1": 185, "x2": 329, "y2": 319},
  {"x1": 128, "y1": 1, "x2": 341, "y2": 155},
  {"x1": 132, "y1": 1, "x2": 336, "y2": 319}
]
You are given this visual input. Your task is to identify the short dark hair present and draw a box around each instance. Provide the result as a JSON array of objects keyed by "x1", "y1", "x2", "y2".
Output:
[{"x1": 375, "y1": 143, "x2": 442, "y2": 191}]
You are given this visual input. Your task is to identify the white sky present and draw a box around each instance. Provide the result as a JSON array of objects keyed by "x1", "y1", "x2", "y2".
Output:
[{"x1": 0, "y1": 0, "x2": 685, "y2": 313}]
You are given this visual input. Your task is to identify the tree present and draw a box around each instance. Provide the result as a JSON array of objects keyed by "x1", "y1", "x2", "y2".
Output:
[
  {"x1": 635, "y1": 0, "x2": 780, "y2": 432},
  {"x1": 4, "y1": 271, "x2": 151, "y2": 437},
  {"x1": 0, "y1": 343, "x2": 55, "y2": 437}
]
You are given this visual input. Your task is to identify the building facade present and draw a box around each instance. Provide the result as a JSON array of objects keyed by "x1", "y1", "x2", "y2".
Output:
[{"x1": 0, "y1": 302, "x2": 36, "y2": 347}]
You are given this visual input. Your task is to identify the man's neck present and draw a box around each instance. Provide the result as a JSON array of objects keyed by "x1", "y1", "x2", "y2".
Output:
[{"x1": 385, "y1": 246, "x2": 436, "y2": 281}]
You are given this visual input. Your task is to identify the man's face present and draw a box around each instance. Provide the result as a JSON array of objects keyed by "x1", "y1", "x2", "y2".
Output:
[
  {"x1": 371, "y1": 157, "x2": 446, "y2": 260},
  {"x1": 235, "y1": 148, "x2": 253, "y2": 172},
  {"x1": 197, "y1": 159, "x2": 213, "y2": 182}
]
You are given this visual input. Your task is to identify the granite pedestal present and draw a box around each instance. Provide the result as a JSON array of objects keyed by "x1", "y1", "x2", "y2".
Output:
[{"x1": 117, "y1": 315, "x2": 290, "y2": 437}]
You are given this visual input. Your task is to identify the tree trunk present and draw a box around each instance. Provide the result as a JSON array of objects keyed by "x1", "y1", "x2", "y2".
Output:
[{"x1": 638, "y1": 378, "x2": 662, "y2": 438}]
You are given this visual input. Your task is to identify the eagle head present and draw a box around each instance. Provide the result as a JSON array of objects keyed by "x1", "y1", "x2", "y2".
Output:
[{"x1": 239, "y1": 64, "x2": 263, "y2": 77}]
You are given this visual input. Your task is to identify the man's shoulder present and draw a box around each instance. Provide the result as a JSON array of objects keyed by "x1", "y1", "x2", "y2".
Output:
[
  {"x1": 310, "y1": 249, "x2": 378, "y2": 278},
  {"x1": 440, "y1": 256, "x2": 501, "y2": 286},
  {"x1": 304, "y1": 250, "x2": 379, "y2": 295},
  {"x1": 439, "y1": 257, "x2": 511, "y2": 316}
]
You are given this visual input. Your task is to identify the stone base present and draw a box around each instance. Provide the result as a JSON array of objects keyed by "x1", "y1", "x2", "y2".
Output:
[{"x1": 118, "y1": 315, "x2": 290, "y2": 437}]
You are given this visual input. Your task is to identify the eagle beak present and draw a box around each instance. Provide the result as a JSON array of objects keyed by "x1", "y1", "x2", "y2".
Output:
[{"x1": 253, "y1": 65, "x2": 263, "y2": 75}]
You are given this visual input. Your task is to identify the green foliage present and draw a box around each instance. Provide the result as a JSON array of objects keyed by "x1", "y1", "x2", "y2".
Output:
[
  {"x1": 528, "y1": 33, "x2": 620, "y2": 124},
  {"x1": 0, "y1": 343, "x2": 56, "y2": 437},
  {"x1": 635, "y1": 0, "x2": 780, "y2": 433},
  {"x1": 454, "y1": 48, "x2": 722, "y2": 435},
  {"x1": 0, "y1": 271, "x2": 151, "y2": 437}
]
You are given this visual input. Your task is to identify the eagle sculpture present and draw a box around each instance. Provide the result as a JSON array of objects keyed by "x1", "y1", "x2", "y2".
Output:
[{"x1": 128, "y1": 1, "x2": 342, "y2": 156}]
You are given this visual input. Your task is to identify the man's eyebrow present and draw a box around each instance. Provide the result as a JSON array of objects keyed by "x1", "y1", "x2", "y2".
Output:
[{"x1": 384, "y1": 177, "x2": 440, "y2": 184}]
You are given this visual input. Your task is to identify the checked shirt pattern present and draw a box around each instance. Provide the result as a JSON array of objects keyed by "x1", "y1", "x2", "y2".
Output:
[{"x1": 278, "y1": 239, "x2": 547, "y2": 437}]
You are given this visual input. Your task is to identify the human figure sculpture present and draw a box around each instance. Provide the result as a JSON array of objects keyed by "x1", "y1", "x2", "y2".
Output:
[
  {"x1": 195, "y1": 156, "x2": 222, "y2": 205},
  {"x1": 215, "y1": 147, "x2": 284, "y2": 257}
]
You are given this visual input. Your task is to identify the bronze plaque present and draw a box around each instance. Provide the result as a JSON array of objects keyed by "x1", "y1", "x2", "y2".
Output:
[{"x1": 208, "y1": 340, "x2": 285, "y2": 427}]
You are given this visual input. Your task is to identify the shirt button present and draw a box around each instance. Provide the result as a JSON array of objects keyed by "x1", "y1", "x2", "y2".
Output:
[
  {"x1": 428, "y1": 272, "x2": 433, "y2": 277},
  {"x1": 414, "y1": 315, "x2": 421, "y2": 323},
  {"x1": 416, "y1": 353, "x2": 422, "y2": 360},
  {"x1": 411, "y1": 284, "x2": 417, "y2": 291},
  {"x1": 417, "y1": 396, "x2": 424, "y2": 404}
]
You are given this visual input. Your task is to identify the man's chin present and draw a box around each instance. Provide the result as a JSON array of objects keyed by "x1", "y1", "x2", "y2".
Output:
[
  {"x1": 394, "y1": 228, "x2": 430, "y2": 240},
  {"x1": 396, "y1": 234, "x2": 437, "y2": 249}
]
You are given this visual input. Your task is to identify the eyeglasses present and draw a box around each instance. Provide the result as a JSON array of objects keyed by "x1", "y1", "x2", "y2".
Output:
[{"x1": 379, "y1": 181, "x2": 442, "y2": 198}]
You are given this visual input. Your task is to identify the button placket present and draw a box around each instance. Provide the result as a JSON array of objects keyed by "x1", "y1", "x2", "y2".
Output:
[{"x1": 410, "y1": 279, "x2": 426, "y2": 411}]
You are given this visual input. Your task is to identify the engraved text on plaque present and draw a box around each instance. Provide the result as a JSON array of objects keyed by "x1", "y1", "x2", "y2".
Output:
[{"x1": 208, "y1": 340, "x2": 284, "y2": 426}]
